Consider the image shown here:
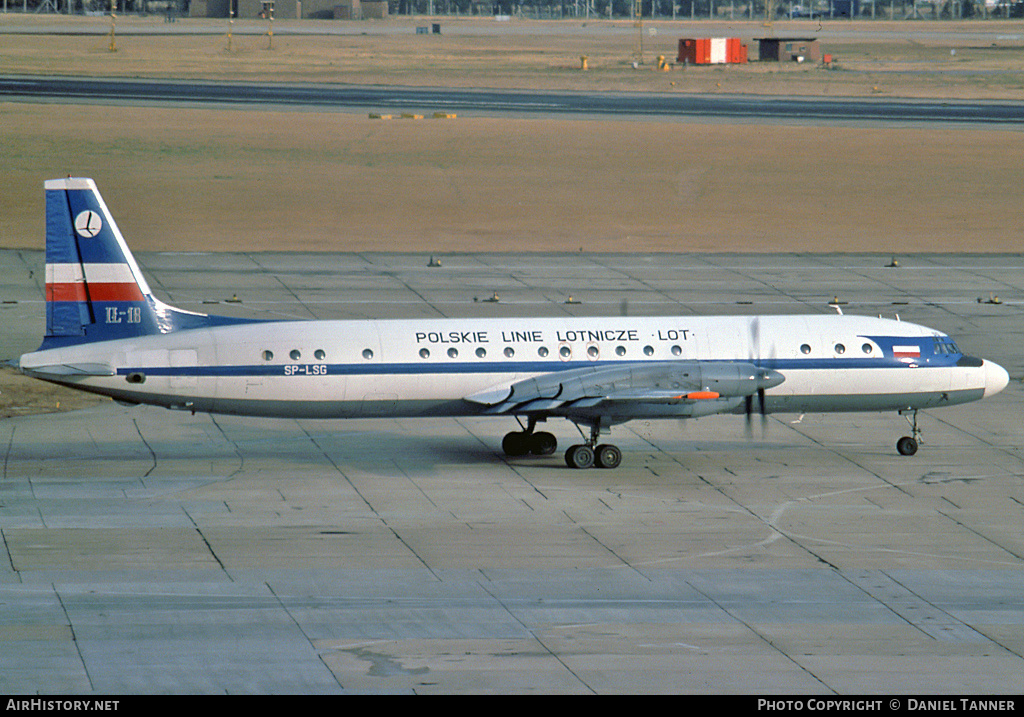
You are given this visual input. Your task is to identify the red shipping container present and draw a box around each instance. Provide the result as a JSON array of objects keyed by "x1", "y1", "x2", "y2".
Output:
[
  {"x1": 727, "y1": 38, "x2": 740, "y2": 63},
  {"x1": 698, "y1": 38, "x2": 711, "y2": 64},
  {"x1": 678, "y1": 37, "x2": 746, "y2": 65}
]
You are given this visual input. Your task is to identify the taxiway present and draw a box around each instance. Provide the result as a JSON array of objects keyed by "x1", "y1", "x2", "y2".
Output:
[{"x1": 1, "y1": 250, "x2": 1022, "y2": 693}]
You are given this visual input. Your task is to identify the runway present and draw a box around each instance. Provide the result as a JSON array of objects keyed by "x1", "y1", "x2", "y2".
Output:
[
  {"x1": 2, "y1": 250, "x2": 1023, "y2": 693},
  {"x1": 3, "y1": 75, "x2": 1024, "y2": 125}
]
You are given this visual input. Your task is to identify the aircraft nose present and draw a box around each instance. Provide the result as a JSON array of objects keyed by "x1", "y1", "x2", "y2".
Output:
[{"x1": 983, "y1": 359, "x2": 1010, "y2": 398}]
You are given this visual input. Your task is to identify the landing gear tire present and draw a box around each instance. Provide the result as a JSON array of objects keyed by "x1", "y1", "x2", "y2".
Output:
[
  {"x1": 503, "y1": 430, "x2": 558, "y2": 457},
  {"x1": 530, "y1": 431, "x2": 558, "y2": 456},
  {"x1": 595, "y1": 444, "x2": 622, "y2": 469},
  {"x1": 502, "y1": 431, "x2": 530, "y2": 457},
  {"x1": 565, "y1": 444, "x2": 595, "y2": 469},
  {"x1": 897, "y1": 436, "x2": 919, "y2": 456}
]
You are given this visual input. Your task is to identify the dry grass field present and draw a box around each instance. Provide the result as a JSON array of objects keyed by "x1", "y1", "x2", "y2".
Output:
[
  {"x1": 2, "y1": 101, "x2": 1022, "y2": 254},
  {"x1": 1, "y1": 15, "x2": 1022, "y2": 255}
]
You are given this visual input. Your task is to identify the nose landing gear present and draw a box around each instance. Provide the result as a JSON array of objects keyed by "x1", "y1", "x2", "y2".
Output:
[
  {"x1": 897, "y1": 435, "x2": 918, "y2": 456},
  {"x1": 897, "y1": 409, "x2": 922, "y2": 456}
]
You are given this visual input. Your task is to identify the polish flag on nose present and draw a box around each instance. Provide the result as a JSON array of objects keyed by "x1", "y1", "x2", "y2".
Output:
[{"x1": 893, "y1": 345, "x2": 921, "y2": 360}]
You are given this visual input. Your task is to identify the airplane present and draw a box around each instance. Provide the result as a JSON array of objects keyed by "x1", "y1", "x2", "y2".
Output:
[{"x1": 18, "y1": 178, "x2": 1011, "y2": 469}]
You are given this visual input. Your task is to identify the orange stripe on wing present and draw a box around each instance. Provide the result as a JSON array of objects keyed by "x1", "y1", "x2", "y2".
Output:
[{"x1": 685, "y1": 391, "x2": 720, "y2": 400}]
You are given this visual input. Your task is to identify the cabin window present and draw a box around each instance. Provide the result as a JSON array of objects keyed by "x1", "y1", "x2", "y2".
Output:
[
  {"x1": 800, "y1": 344, "x2": 811, "y2": 354},
  {"x1": 419, "y1": 348, "x2": 430, "y2": 359},
  {"x1": 476, "y1": 347, "x2": 486, "y2": 358},
  {"x1": 362, "y1": 348, "x2": 373, "y2": 360},
  {"x1": 835, "y1": 343, "x2": 846, "y2": 355},
  {"x1": 643, "y1": 345, "x2": 654, "y2": 356},
  {"x1": 262, "y1": 350, "x2": 274, "y2": 361},
  {"x1": 538, "y1": 346, "x2": 549, "y2": 357},
  {"x1": 290, "y1": 349, "x2": 301, "y2": 361},
  {"x1": 559, "y1": 346, "x2": 571, "y2": 358},
  {"x1": 314, "y1": 349, "x2": 326, "y2": 360},
  {"x1": 862, "y1": 344, "x2": 873, "y2": 354},
  {"x1": 671, "y1": 345, "x2": 682, "y2": 356},
  {"x1": 587, "y1": 345, "x2": 599, "y2": 358},
  {"x1": 448, "y1": 347, "x2": 458, "y2": 358},
  {"x1": 504, "y1": 347, "x2": 515, "y2": 358},
  {"x1": 616, "y1": 346, "x2": 626, "y2": 357}
]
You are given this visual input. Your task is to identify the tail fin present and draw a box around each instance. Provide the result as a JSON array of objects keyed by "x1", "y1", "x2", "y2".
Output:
[{"x1": 41, "y1": 177, "x2": 249, "y2": 350}]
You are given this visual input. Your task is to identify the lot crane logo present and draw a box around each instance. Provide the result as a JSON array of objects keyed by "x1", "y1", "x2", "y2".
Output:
[{"x1": 74, "y1": 210, "x2": 102, "y2": 238}]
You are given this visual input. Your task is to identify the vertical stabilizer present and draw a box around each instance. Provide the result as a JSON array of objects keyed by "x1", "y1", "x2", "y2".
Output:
[
  {"x1": 41, "y1": 177, "x2": 253, "y2": 350},
  {"x1": 44, "y1": 178, "x2": 155, "y2": 345}
]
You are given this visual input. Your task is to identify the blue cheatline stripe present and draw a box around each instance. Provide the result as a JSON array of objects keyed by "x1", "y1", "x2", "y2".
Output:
[{"x1": 116, "y1": 354, "x2": 963, "y2": 378}]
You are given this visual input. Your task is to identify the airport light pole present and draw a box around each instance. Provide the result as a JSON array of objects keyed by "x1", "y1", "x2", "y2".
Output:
[
  {"x1": 633, "y1": 0, "x2": 643, "y2": 65},
  {"x1": 108, "y1": 0, "x2": 117, "y2": 53},
  {"x1": 267, "y1": 2, "x2": 274, "y2": 50}
]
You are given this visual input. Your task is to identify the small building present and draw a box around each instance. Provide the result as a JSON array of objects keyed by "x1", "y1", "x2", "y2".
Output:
[
  {"x1": 831, "y1": 0, "x2": 859, "y2": 16},
  {"x1": 332, "y1": 0, "x2": 388, "y2": 18},
  {"x1": 362, "y1": 0, "x2": 387, "y2": 17},
  {"x1": 755, "y1": 37, "x2": 822, "y2": 63},
  {"x1": 190, "y1": 0, "x2": 376, "y2": 18},
  {"x1": 333, "y1": 0, "x2": 359, "y2": 17},
  {"x1": 189, "y1": 0, "x2": 229, "y2": 17}
]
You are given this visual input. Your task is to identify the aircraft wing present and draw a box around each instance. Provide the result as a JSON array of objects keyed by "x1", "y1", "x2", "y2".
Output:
[{"x1": 465, "y1": 361, "x2": 784, "y2": 418}]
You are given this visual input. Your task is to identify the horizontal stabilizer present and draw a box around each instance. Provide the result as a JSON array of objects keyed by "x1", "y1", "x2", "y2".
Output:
[{"x1": 21, "y1": 362, "x2": 115, "y2": 378}]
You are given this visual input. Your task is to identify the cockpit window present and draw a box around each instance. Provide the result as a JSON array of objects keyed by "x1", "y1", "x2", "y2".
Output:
[{"x1": 934, "y1": 338, "x2": 961, "y2": 355}]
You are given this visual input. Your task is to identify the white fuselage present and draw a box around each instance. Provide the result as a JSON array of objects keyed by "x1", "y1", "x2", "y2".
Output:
[{"x1": 19, "y1": 313, "x2": 1006, "y2": 420}]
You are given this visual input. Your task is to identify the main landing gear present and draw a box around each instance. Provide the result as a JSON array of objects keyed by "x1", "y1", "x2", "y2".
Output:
[
  {"x1": 561, "y1": 419, "x2": 622, "y2": 471},
  {"x1": 565, "y1": 442, "x2": 621, "y2": 470},
  {"x1": 565, "y1": 417, "x2": 618, "y2": 467},
  {"x1": 502, "y1": 417, "x2": 557, "y2": 457},
  {"x1": 502, "y1": 418, "x2": 623, "y2": 469},
  {"x1": 564, "y1": 420, "x2": 621, "y2": 470},
  {"x1": 897, "y1": 409, "x2": 922, "y2": 456}
]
